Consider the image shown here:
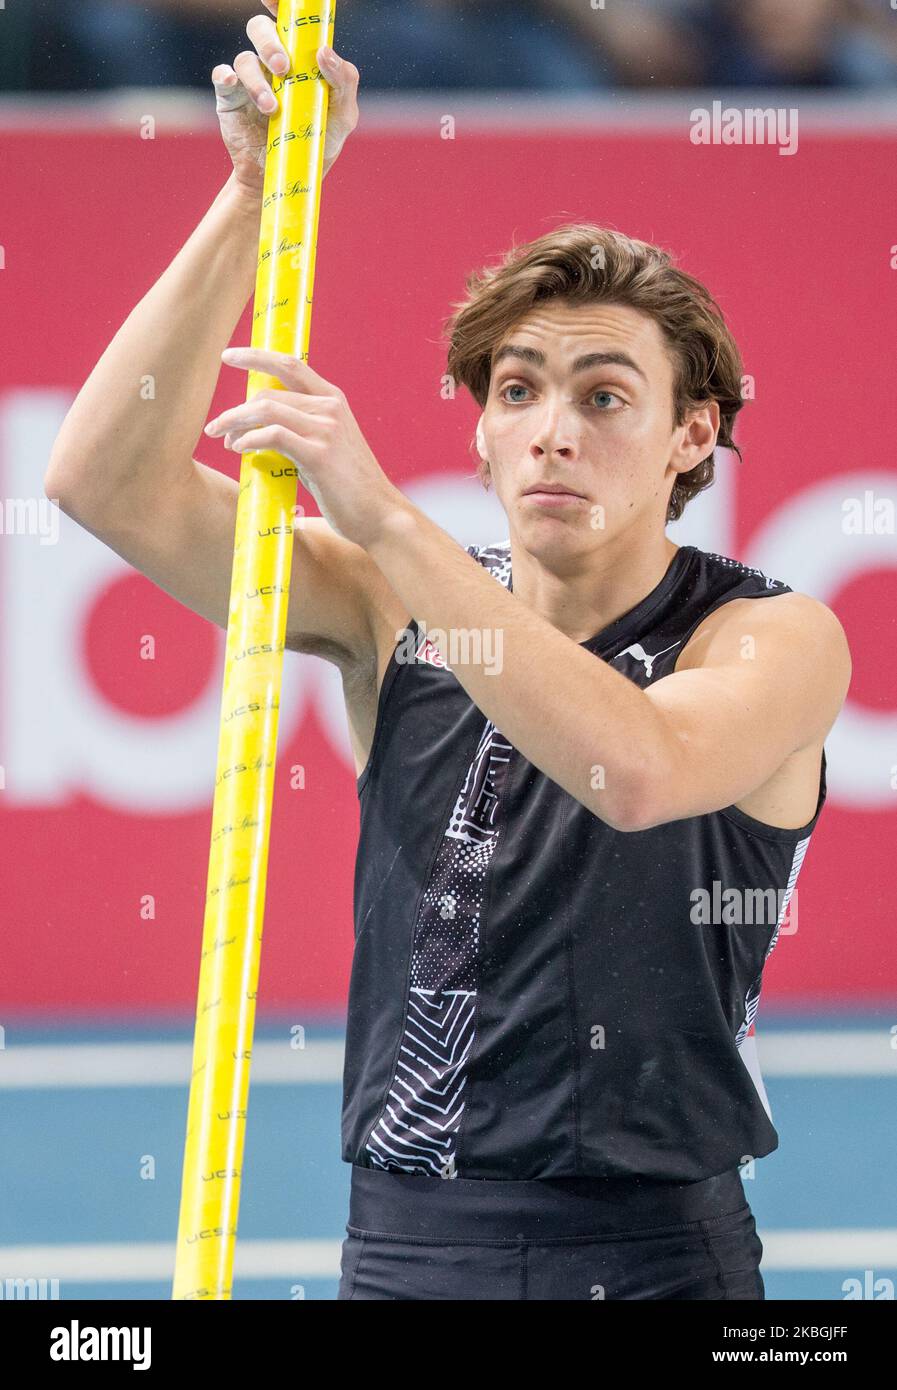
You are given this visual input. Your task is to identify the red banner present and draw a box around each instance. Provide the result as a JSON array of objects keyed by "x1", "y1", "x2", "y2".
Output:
[{"x1": 2, "y1": 109, "x2": 895, "y2": 1010}]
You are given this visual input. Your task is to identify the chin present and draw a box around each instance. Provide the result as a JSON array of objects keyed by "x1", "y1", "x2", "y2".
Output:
[{"x1": 517, "y1": 515, "x2": 598, "y2": 558}]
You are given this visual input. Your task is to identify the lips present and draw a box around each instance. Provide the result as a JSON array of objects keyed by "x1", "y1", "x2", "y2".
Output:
[{"x1": 523, "y1": 483, "x2": 587, "y2": 499}]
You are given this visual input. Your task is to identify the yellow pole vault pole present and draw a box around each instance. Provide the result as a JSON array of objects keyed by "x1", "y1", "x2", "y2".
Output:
[{"x1": 172, "y1": 0, "x2": 337, "y2": 1301}]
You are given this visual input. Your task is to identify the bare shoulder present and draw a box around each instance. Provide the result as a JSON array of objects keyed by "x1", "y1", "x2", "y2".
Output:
[
  {"x1": 676, "y1": 590, "x2": 852, "y2": 738},
  {"x1": 669, "y1": 590, "x2": 849, "y2": 827}
]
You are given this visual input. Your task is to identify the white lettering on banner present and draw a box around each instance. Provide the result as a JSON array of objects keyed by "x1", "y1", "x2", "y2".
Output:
[
  {"x1": 0, "y1": 391, "x2": 891, "y2": 812},
  {"x1": 747, "y1": 472, "x2": 897, "y2": 809},
  {"x1": 1, "y1": 391, "x2": 308, "y2": 810}
]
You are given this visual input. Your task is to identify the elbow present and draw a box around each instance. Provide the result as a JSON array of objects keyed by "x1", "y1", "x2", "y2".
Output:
[
  {"x1": 45, "y1": 409, "x2": 95, "y2": 510},
  {"x1": 43, "y1": 465, "x2": 69, "y2": 513},
  {"x1": 602, "y1": 801, "x2": 659, "y2": 835},
  {"x1": 43, "y1": 439, "x2": 76, "y2": 510},
  {"x1": 44, "y1": 441, "x2": 100, "y2": 519},
  {"x1": 588, "y1": 766, "x2": 666, "y2": 834},
  {"x1": 43, "y1": 469, "x2": 67, "y2": 509},
  {"x1": 614, "y1": 801, "x2": 665, "y2": 834}
]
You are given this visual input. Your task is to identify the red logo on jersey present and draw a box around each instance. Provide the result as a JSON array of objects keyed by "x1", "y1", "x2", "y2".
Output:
[{"x1": 416, "y1": 635, "x2": 447, "y2": 668}]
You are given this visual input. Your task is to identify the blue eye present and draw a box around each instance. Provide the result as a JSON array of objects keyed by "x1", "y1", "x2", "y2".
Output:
[{"x1": 499, "y1": 383, "x2": 624, "y2": 409}]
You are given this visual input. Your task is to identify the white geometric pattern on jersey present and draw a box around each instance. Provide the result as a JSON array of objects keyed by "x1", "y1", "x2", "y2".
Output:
[
  {"x1": 735, "y1": 832, "x2": 810, "y2": 1051},
  {"x1": 365, "y1": 543, "x2": 514, "y2": 1178},
  {"x1": 446, "y1": 718, "x2": 509, "y2": 846},
  {"x1": 365, "y1": 989, "x2": 476, "y2": 1178},
  {"x1": 702, "y1": 551, "x2": 788, "y2": 590},
  {"x1": 471, "y1": 540, "x2": 512, "y2": 589}
]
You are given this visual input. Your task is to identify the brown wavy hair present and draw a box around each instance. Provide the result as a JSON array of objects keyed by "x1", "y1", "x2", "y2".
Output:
[{"x1": 443, "y1": 224, "x2": 745, "y2": 522}]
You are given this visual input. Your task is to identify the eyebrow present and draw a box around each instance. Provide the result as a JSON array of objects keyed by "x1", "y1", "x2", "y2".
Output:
[{"x1": 492, "y1": 344, "x2": 648, "y2": 382}]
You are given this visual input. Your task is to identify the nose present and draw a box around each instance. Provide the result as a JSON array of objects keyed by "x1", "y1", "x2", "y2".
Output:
[{"x1": 529, "y1": 393, "x2": 579, "y2": 462}]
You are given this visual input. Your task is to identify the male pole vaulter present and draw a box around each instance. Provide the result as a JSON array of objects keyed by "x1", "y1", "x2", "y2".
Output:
[{"x1": 46, "y1": 6, "x2": 850, "y2": 1300}]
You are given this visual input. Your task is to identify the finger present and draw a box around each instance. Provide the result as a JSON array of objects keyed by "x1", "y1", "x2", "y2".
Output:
[
  {"x1": 261, "y1": 0, "x2": 280, "y2": 16},
  {"x1": 246, "y1": 13, "x2": 290, "y2": 76},
  {"x1": 221, "y1": 402, "x2": 323, "y2": 446},
  {"x1": 221, "y1": 346, "x2": 341, "y2": 397},
  {"x1": 232, "y1": 49, "x2": 279, "y2": 115},
  {"x1": 317, "y1": 46, "x2": 360, "y2": 117},
  {"x1": 315, "y1": 48, "x2": 360, "y2": 170},
  {"x1": 224, "y1": 424, "x2": 316, "y2": 458},
  {"x1": 211, "y1": 64, "x2": 251, "y2": 113},
  {"x1": 206, "y1": 394, "x2": 327, "y2": 437}
]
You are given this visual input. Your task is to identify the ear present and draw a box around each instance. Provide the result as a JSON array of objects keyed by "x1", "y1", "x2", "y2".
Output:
[{"x1": 672, "y1": 401, "x2": 719, "y2": 473}]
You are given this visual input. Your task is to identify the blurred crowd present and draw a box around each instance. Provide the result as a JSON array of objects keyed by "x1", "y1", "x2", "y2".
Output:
[{"x1": 4, "y1": 0, "x2": 897, "y2": 92}]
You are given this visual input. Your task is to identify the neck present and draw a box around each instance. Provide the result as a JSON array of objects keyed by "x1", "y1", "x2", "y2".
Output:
[{"x1": 509, "y1": 525, "x2": 680, "y2": 644}]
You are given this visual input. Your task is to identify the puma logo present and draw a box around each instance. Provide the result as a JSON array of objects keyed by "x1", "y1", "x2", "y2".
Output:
[{"x1": 615, "y1": 640, "x2": 681, "y2": 679}]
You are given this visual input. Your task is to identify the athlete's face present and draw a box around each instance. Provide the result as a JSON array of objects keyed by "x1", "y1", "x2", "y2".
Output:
[{"x1": 477, "y1": 299, "x2": 719, "y2": 552}]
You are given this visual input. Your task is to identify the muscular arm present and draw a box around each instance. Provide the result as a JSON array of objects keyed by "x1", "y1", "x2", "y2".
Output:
[
  {"x1": 366, "y1": 504, "x2": 851, "y2": 831},
  {"x1": 45, "y1": 173, "x2": 260, "y2": 523},
  {"x1": 44, "y1": 14, "x2": 372, "y2": 668}
]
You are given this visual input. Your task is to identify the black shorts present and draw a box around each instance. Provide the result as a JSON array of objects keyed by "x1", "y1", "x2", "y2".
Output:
[{"x1": 337, "y1": 1164, "x2": 765, "y2": 1301}]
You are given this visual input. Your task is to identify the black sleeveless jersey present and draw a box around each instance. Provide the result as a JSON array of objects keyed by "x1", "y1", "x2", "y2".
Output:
[{"x1": 342, "y1": 541, "x2": 827, "y2": 1182}]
